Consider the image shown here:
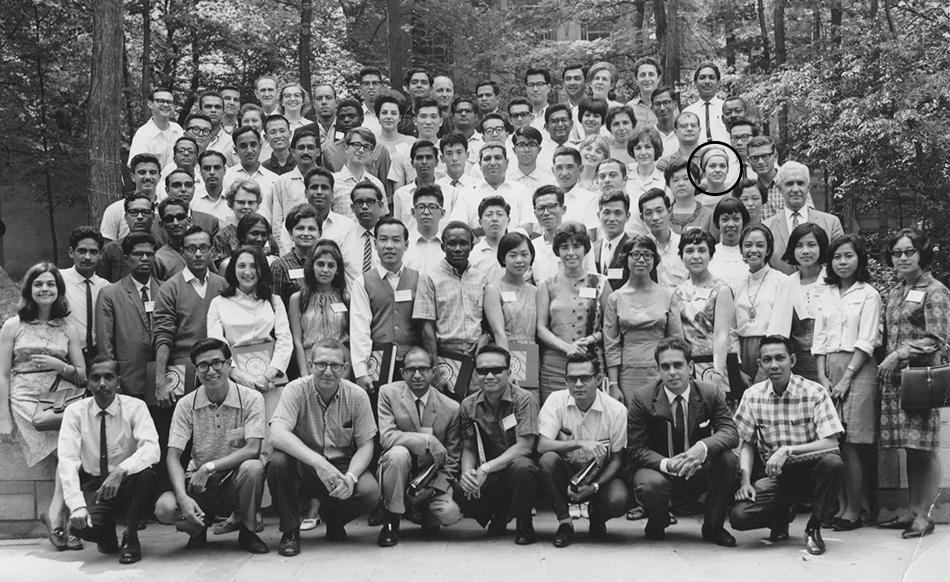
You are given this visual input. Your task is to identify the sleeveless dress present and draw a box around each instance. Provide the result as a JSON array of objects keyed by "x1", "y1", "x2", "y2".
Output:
[
  {"x1": 495, "y1": 280, "x2": 538, "y2": 344},
  {"x1": 300, "y1": 289, "x2": 350, "y2": 355},
  {"x1": 7, "y1": 317, "x2": 70, "y2": 467}
]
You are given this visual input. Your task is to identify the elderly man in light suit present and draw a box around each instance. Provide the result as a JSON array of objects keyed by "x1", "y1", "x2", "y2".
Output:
[
  {"x1": 763, "y1": 161, "x2": 844, "y2": 274},
  {"x1": 375, "y1": 346, "x2": 463, "y2": 547}
]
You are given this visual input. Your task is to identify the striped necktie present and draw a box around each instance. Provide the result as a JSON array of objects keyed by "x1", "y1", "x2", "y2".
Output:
[{"x1": 362, "y1": 231, "x2": 373, "y2": 272}]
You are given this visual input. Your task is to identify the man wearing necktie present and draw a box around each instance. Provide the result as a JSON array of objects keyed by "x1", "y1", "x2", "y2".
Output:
[
  {"x1": 349, "y1": 182, "x2": 385, "y2": 273},
  {"x1": 627, "y1": 337, "x2": 739, "y2": 546},
  {"x1": 682, "y1": 63, "x2": 729, "y2": 144},
  {"x1": 58, "y1": 357, "x2": 160, "y2": 564},
  {"x1": 61, "y1": 227, "x2": 109, "y2": 370},
  {"x1": 375, "y1": 347, "x2": 463, "y2": 546}
]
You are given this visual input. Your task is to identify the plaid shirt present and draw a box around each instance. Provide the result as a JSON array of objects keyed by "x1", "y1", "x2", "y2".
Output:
[
  {"x1": 271, "y1": 249, "x2": 306, "y2": 306},
  {"x1": 412, "y1": 259, "x2": 488, "y2": 353},
  {"x1": 734, "y1": 374, "x2": 843, "y2": 464}
]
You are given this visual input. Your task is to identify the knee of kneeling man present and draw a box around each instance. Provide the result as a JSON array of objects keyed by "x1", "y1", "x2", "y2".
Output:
[
  {"x1": 538, "y1": 451, "x2": 562, "y2": 470},
  {"x1": 381, "y1": 445, "x2": 412, "y2": 464},
  {"x1": 436, "y1": 503, "x2": 463, "y2": 526},
  {"x1": 153, "y1": 493, "x2": 179, "y2": 523},
  {"x1": 509, "y1": 455, "x2": 539, "y2": 473},
  {"x1": 239, "y1": 458, "x2": 265, "y2": 477}
]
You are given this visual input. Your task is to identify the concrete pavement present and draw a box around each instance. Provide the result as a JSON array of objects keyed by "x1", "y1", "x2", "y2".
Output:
[{"x1": 0, "y1": 513, "x2": 947, "y2": 582}]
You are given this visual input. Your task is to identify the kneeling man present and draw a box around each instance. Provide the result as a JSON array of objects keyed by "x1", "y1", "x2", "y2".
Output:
[
  {"x1": 628, "y1": 337, "x2": 739, "y2": 546},
  {"x1": 376, "y1": 347, "x2": 463, "y2": 547},
  {"x1": 154, "y1": 338, "x2": 268, "y2": 553}
]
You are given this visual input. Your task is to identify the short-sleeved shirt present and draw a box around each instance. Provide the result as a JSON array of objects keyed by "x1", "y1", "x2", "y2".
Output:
[
  {"x1": 168, "y1": 381, "x2": 265, "y2": 471},
  {"x1": 733, "y1": 374, "x2": 843, "y2": 464},
  {"x1": 539, "y1": 390, "x2": 627, "y2": 465},
  {"x1": 459, "y1": 384, "x2": 538, "y2": 461},
  {"x1": 412, "y1": 259, "x2": 488, "y2": 352},
  {"x1": 270, "y1": 376, "x2": 377, "y2": 464}
]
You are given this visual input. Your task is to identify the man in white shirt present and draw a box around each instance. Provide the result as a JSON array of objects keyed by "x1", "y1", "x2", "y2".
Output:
[
  {"x1": 311, "y1": 83, "x2": 339, "y2": 148},
  {"x1": 254, "y1": 75, "x2": 280, "y2": 116},
  {"x1": 219, "y1": 85, "x2": 241, "y2": 135},
  {"x1": 475, "y1": 79, "x2": 501, "y2": 120},
  {"x1": 272, "y1": 130, "x2": 322, "y2": 253},
  {"x1": 302, "y1": 166, "x2": 362, "y2": 286},
  {"x1": 470, "y1": 196, "x2": 509, "y2": 281},
  {"x1": 508, "y1": 127, "x2": 555, "y2": 190},
  {"x1": 650, "y1": 86, "x2": 680, "y2": 157},
  {"x1": 435, "y1": 133, "x2": 477, "y2": 222},
  {"x1": 62, "y1": 227, "x2": 109, "y2": 364},
  {"x1": 128, "y1": 88, "x2": 182, "y2": 168},
  {"x1": 350, "y1": 182, "x2": 386, "y2": 273},
  {"x1": 592, "y1": 190, "x2": 632, "y2": 290},
  {"x1": 530, "y1": 185, "x2": 568, "y2": 284},
  {"x1": 404, "y1": 185, "x2": 447, "y2": 275},
  {"x1": 156, "y1": 137, "x2": 204, "y2": 200},
  {"x1": 538, "y1": 104, "x2": 574, "y2": 171},
  {"x1": 657, "y1": 111, "x2": 701, "y2": 172},
  {"x1": 525, "y1": 68, "x2": 552, "y2": 131},
  {"x1": 332, "y1": 128, "x2": 387, "y2": 219},
  {"x1": 223, "y1": 126, "x2": 277, "y2": 220},
  {"x1": 682, "y1": 63, "x2": 729, "y2": 144},
  {"x1": 639, "y1": 188, "x2": 688, "y2": 288},
  {"x1": 553, "y1": 147, "x2": 598, "y2": 230},
  {"x1": 191, "y1": 150, "x2": 231, "y2": 227},
  {"x1": 100, "y1": 154, "x2": 162, "y2": 241},
  {"x1": 449, "y1": 96, "x2": 479, "y2": 160},
  {"x1": 59, "y1": 357, "x2": 160, "y2": 564},
  {"x1": 358, "y1": 67, "x2": 384, "y2": 136},
  {"x1": 199, "y1": 91, "x2": 235, "y2": 166},
  {"x1": 449, "y1": 144, "x2": 532, "y2": 231},
  {"x1": 394, "y1": 140, "x2": 439, "y2": 229}
]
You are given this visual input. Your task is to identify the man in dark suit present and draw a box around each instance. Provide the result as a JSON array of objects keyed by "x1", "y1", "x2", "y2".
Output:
[
  {"x1": 591, "y1": 190, "x2": 631, "y2": 290},
  {"x1": 762, "y1": 161, "x2": 843, "y2": 274},
  {"x1": 375, "y1": 347, "x2": 462, "y2": 547},
  {"x1": 627, "y1": 337, "x2": 739, "y2": 546}
]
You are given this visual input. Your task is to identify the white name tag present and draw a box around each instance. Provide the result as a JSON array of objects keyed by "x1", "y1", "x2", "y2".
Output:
[
  {"x1": 331, "y1": 302, "x2": 347, "y2": 313},
  {"x1": 501, "y1": 291, "x2": 517, "y2": 303},
  {"x1": 289, "y1": 268, "x2": 304, "y2": 280},
  {"x1": 394, "y1": 289, "x2": 413, "y2": 302},
  {"x1": 501, "y1": 414, "x2": 517, "y2": 431},
  {"x1": 579, "y1": 287, "x2": 597, "y2": 299},
  {"x1": 906, "y1": 290, "x2": 926, "y2": 303},
  {"x1": 607, "y1": 268, "x2": 624, "y2": 280},
  {"x1": 144, "y1": 301, "x2": 155, "y2": 313}
]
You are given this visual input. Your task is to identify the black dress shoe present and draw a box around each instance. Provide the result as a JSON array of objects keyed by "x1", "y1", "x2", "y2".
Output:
[
  {"x1": 185, "y1": 527, "x2": 208, "y2": 550},
  {"x1": 804, "y1": 526, "x2": 825, "y2": 555},
  {"x1": 238, "y1": 527, "x2": 269, "y2": 554},
  {"x1": 767, "y1": 523, "x2": 790, "y2": 542},
  {"x1": 644, "y1": 520, "x2": 666, "y2": 541},
  {"x1": 514, "y1": 519, "x2": 536, "y2": 545},
  {"x1": 553, "y1": 523, "x2": 574, "y2": 548},
  {"x1": 64, "y1": 532, "x2": 83, "y2": 551},
  {"x1": 97, "y1": 531, "x2": 120, "y2": 555},
  {"x1": 367, "y1": 504, "x2": 386, "y2": 527},
  {"x1": 325, "y1": 521, "x2": 347, "y2": 541},
  {"x1": 701, "y1": 526, "x2": 737, "y2": 547},
  {"x1": 486, "y1": 517, "x2": 507, "y2": 537},
  {"x1": 879, "y1": 516, "x2": 913, "y2": 530},
  {"x1": 901, "y1": 520, "x2": 935, "y2": 539},
  {"x1": 278, "y1": 530, "x2": 300, "y2": 557},
  {"x1": 118, "y1": 532, "x2": 142, "y2": 564},
  {"x1": 377, "y1": 520, "x2": 400, "y2": 547},
  {"x1": 588, "y1": 519, "x2": 607, "y2": 540},
  {"x1": 832, "y1": 517, "x2": 863, "y2": 532}
]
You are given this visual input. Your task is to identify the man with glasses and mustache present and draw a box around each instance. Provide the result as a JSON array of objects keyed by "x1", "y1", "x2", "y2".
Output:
[
  {"x1": 153, "y1": 168, "x2": 220, "y2": 244},
  {"x1": 156, "y1": 137, "x2": 204, "y2": 199},
  {"x1": 375, "y1": 347, "x2": 463, "y2": 546},
  {"x1": 128, "y1": 88, "x2": 182, "y2": 169},
  {"x1": 154, "y1": 198, "x2": 198, "y2": 281},
  {"x1": 97, "y1": 195, "x2": 157, "y2": 283},
  {"x1": 457, "y1": 345, "x2": 540, "y2": 545},
  {"x1": 100, "y1": 154, "x2": 163, "y2": 241},
  {"x1": 267, "y1": 338, "x2": 380, "y2": 557}
]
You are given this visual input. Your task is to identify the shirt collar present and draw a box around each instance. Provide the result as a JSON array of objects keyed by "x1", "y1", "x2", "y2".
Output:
[
  {"x1": 376, "y1": 263, "x2": 404, "y2": 279},
  {"x1": 567, "y1": 390, "x2": 604, "y2": 414},
  {"x1": 182, "y1": 267, "x2": 206, "y2": 284},
  {"x1": 96, "y1": 395, "x2": 121, "y2": 417},
  {"x1": 767, "y1": 374, "x2": 803, "y2": 398},
  {"x1": 194, "y1": 381, "x2": 242, "y2": 409},
  {"x1": 474, "y1": 383, "x2": 514, "y2": 407},
  {"x1": 664, "y1": 384, "x2": 691, "y2": 406},
  {"x1": 784, "y1": 206, "x2": 809, "y2": 222}
]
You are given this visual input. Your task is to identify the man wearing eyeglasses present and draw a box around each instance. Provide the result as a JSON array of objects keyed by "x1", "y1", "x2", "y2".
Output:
[
  {"x1": 507, "y1": 98, "x2": 535, "y2": 132},
  {"x1": 749, "y1": 136, "x2": 816, "y2": 222},
  {"x1": 525, "y1": 68, "x2": 552, "y2": 131},
  {"x1": 507, "y1": 126, "x2": 554, "y2": 191},
  {"x1": 627, "y1": 337, "x2": 739, "y2": 547},
  {"x1": 393, "y1": 141, "x2": 440, "y2": 230},
  {"x1": 358, "y1": 67, "x2": 384, "y2": 136},
  {"x1": 152, "y1": 168, "x2": 220, "y2": 245},
  {"x1": 100, "y1": 154, "x2": 164, "y2": 241},
  {"x1": 332, "y1": 128, "x2": 388, "y2": 219},
  {"x1": 538, "y1": 352, "x2": 629, "y2": 547},
  {"x1": 154, "y1": 198, "x2": 198, "y2": 281},
  {"x1": 154, "y1": 338, "x2": 269, "y2": 554},
  {"x1": 350, "y1": 182, "x2": 387, "y2": 272},
  {"x1": 375, "y1": 347, "x2": 463, "y2": 546},
  {"x1": 727, "y1": 117, "x2": 759, "y2": 177},
  {"x1": 650, "y1": 87, "x2": 680, "y2": 158},
  {"x1": 457, "y1": 345, "x2": 540, "y2": 544},
  {"x1": 448, "y1": 97, "x2": 479, "y2": 156},
  {"x1": 128, "y1": 88, "x2": 182, "y2": 169},
  {"x1": 448, "y1": 144, "x2": 532, "y2": 232},
  {"x1": 404, "y1": 186, "x2": 448, "y2": 276},
  {"x1": 267, "y1": 338, "x2": 380, "y2": 556},
  {"x1": 537, "y1": 104, "x2": 574, "y2": 171},
  {"x1": 98, "y1": 195, "x2": 157, "y2": 283}
]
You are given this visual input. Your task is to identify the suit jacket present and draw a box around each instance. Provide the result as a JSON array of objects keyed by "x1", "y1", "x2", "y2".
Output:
[
  {"x1": 95, "y1": 276, "x2": 161, "y2": 402},
  {"x1": 592, "y1": 233, "x2": 630, "y2": 291},
  {"x1": 377, "y1": 380, "x2": 461, "y2": 493},
  {"x1": 763, "y1": 208, "x2": 844, "y2": 275},
  {"x1": 627, "y1": 379, "x2": 739, "y2": 472}
]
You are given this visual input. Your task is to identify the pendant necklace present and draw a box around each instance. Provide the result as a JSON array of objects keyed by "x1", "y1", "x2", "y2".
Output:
[{"x1": 747, "y1": 271, "x2": 767, "y2": 320}]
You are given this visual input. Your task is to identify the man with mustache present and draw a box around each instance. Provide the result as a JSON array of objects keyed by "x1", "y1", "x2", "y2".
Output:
[
  {"x1": 100, "y1": 154, "x2": 163, "y2": 241},
  {"x1": 62, "y1": 226, "x2": 109, "y2": 367}
]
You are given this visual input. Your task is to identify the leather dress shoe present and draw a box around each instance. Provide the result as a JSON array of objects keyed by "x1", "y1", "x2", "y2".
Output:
[
  {"x1": 238, "y1": 527, "x2": 269, "y2": 554},
  {"x1": 767, "y1": 522, "x2": 790, "y2": 542},
  {"x1": 486, "y1": 517, "x2": 507, "y2": 537},
  {"x1": 514, "y1": 519, "x2": 536, "y2": 545},
  {"x1": 185, "y1": 527, "x2": 208, "y2": 550},
  {"x1": 832, "y1": 517, "x2": 863, "y2": 531},
  {"x1": 367, "y1": 504, "x2": 386, "y2": 527},
  {"x1": 804, "y1": 526, "x2": 825, "y2": 555},
  {"x1": 901, "y1": 520, "x2": 935, "y2": 539},
  {"x1": 702, "y1": 526, "x2": 737, "y2": 547},
  {"x1": 644, "y1": 520, "x2": 666, "y2": 541},
  {"x1": 553, "y1": 523, "x2": 574, "y2": 548},
  {"x1": 879, "y1": 516, "x2": 913, "y2": 530},
  {"x1": 118, "y1": 532, "x2": 142, "y2": 564},
  {"x1": 65, "y1": 533, "x2": 83, "y2": 551},
  {"x1": 377, "y1": 519, "x2": 400, "y2": 547},
  {"x1": 278, "y1": 530, "x2": 300, "y2": 556}
]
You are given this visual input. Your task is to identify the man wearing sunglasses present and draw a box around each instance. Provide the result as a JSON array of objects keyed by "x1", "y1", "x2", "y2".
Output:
[
  {"x1": 150, "y1": 168, "x2": 219, "y2": 247},
  {"x1": 154, "y1": 338, "x2": 268, "y2": 554},
  {"x1": 457, "y1": 345, "x2": 540, "y2": 545},
  {"x1": 375, "y1": 347, "x2": 463, "y2": 546},
  {"x1": 267, "y1": 338, "x2": 380, "y2": 557}
]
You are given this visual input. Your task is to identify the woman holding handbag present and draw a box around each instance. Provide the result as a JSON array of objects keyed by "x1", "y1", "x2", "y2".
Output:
[
  {"x1": 877, "y1": 227, "x2": 950, "y2": 539},
  {"x1": 0, "y1": 262, "x2": 85, "y2": 550}
]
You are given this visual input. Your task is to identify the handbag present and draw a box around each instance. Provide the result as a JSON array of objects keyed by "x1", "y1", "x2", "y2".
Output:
[
  {"x1": 32, "y1": 374, "x2": 87, "y2": 431},
  {"x1": 900, "y1": 364, "x2": 950, "y2": 410}
]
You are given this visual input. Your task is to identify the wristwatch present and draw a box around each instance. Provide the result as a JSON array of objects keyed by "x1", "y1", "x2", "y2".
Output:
[
  {"x1": 592, "y1": 482, "x2": 600, "y2": 493},
  {"x1": 203, "y1": 461, "x2": 216, "y2": 474}
]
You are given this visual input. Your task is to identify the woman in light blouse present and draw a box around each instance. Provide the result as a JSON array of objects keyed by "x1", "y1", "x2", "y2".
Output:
[
  {"x1": 578, "y1": 134, "x2": 609, "y2": 191},
  {"x1": 605, "y1": 105, "x2": 638, "y2": 167},
  {"x1": 734, "y1": 224, "x2": 793, "y2": 382},
  {"x1": 624, "y1": 126, "x2": 665, "y2": 201},
  {"x1": 484, "y1": 232, "x2": 537, "y2": 350},
  {"x1": 604, "y1": 235, "x2": 682, "y2": 405},
  {"x1": 708, "y1": 197, "x2": 750, "y2": 290},
  {"x1": 877, "y1": 228, "x2": 949, "y2": 538},
  {"x1": 782, "y1": 223, "x2": 830, "y2": 382},
  {"x1": 279, "y1": 82, "x2": 312, "y2": 132},
  {"x1": 812, "y1": 234, "x2": 881, "y2": 530},
  {"x1": 700, "y1": 146, "x2": 731, "y2": 196}
]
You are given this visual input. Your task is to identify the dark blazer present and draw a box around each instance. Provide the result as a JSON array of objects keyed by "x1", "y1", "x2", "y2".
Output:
[
  {"x1": 627, "y1": 379, "x2": 738, "y2": 472},
  {"x1": 591, "y1": 233, "x2": 630, "y2": 290},
  {"x1": 95, "y1": 275, "x2": 161, "y2": 402},
  {"x1": 377, "y1": 380, "x2": 462, "y2": 493},
  {"x1": 763, "y1": 208, "x2": 844, "y2": 275}
]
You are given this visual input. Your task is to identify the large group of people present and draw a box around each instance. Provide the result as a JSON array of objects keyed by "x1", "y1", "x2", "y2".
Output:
[{"x1": 0, "y1": 59, "x2": 944, "y2": 565}]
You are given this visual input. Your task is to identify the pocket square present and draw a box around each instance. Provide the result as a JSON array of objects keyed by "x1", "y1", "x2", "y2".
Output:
[{"x1": 699, "y1": 420, "x2": 710, "y2": 428}]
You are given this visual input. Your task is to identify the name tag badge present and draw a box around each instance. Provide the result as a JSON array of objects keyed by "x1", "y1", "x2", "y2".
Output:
[
  {"x1": 289, "y1": 268, "x2": 304, "y2": 280},
  {"x1": 420, "y1": 427, "x2": 434, "y2": 435},
  {"x1": 144, "y1": 301, "x2": 155, "y2": 313},
  {"x1": 579, "y1": 286, "x2": 597, "y2": 299},
  {"x1": 394, "y1": 289, "x2": 413, "y2": 302},
  {"x1": 501, "y1": 414, "x2": 517, "y2": 431},
  {"x1": 107, "y1": 442, "x2": 124, "y2": 458},
  {"x1": 501, "y1": 291, "x2": 517, "y2": 303},
  {"x1": 607, "y1": 268, "x2": 624, "y2": 280},
  {"x1": 330, "y1": 302, "x2": 347, "y2": 313},
  {"x1": 906, "y1": 290, "x2": 926, "y2": 303}
]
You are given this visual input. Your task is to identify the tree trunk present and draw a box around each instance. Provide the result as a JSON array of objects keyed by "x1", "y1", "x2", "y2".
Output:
[
  {"x1": 298, "y1": 0, "x2": 312, "y2": 92},
  {"x1": 32, "y1": 4, "x2": 59, "y2": 258},
  {"x1": 725, "y1": 33, "x2": 736, "y2": 68},
  {"x1": 88, "y1": 0, "x2": 124, "y2": 227},
  {"x1": 812, "y1": 7, "x2": 821, "y2": 51},
  {"x1": 387, "y1": 0, "x2": 409, "y2": 90},
  {"x1": 869, "y1": 0, "x2": 878, "y2": 18},
  {"x1": 756, "y1": 0, "x2": 771, "y2": 68},
  {"x1": 141, "y1": 0, "x2": 150, "y2": 98},
  {"x1": 774, "y1": 0, "x2": 787, "y2": 66},
  {"x1": 654, "y1": 0, "x2": 680, "y2": 89},
  {"x1": 831, "y1": 1, "x2": 842, "y2": 46},
  {"x1": 634, "y1": 0, "x2": 646, "y2": 51}
]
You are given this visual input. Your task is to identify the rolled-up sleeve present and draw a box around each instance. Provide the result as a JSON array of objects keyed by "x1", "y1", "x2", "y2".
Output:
[{"x1": 854, "y1": 288, "x2": 882, "y2": 357}]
